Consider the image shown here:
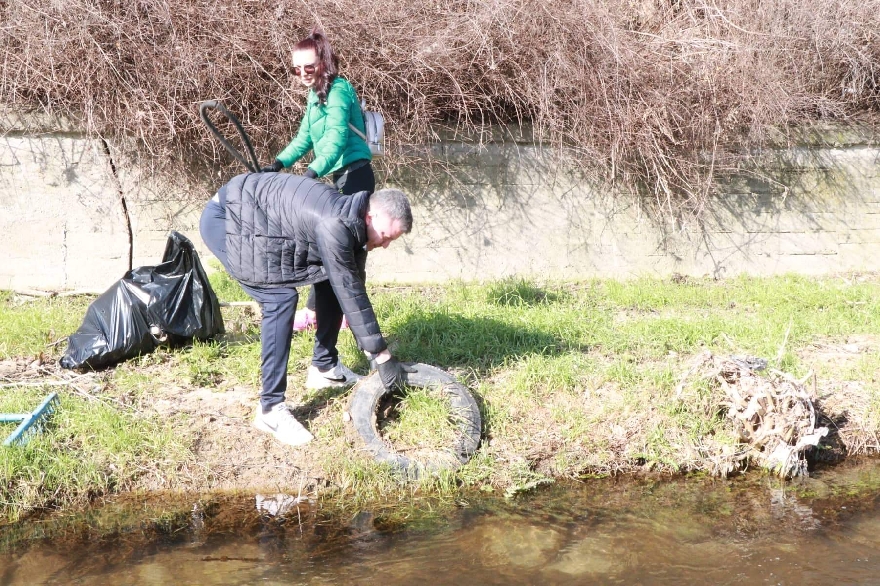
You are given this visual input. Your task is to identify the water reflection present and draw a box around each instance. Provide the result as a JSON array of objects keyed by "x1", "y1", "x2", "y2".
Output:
[{"x1": 4, "y1": 461, "x2": 880, "y2": 585}]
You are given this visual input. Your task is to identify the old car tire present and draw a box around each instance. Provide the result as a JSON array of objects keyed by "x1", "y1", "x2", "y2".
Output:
[{"x1": 347, "y1": 363, "x2": 482, "y2": 478}]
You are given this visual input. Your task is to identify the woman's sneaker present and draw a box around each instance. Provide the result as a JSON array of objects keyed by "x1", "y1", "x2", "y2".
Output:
[
  {"x1": 306, "y1": 363, "x2": 362, "y2": 390},
  {"x1": 253, "y1": 403, "x2": 314, "y2": 446}
]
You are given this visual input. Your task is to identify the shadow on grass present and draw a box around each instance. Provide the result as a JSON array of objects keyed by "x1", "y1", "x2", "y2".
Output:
[
  {"x1": 223, "y1": 291, "x2": 575, "y2": 443},
  {"x1": 293, "y1": 385, "x2": 351, "y2": 421},
  {"x1": 391, "y1": 311, "x2": 574, "y2": 370},
  {"x1": 293, "y1": 311, "x2": 567, "y2": 442},
  {"x1": 216, "y1": 331, "x2": 260, "y2": 346}
]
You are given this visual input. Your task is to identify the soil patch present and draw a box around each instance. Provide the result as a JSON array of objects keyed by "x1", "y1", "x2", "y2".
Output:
[
  {"x1": 0, "y1": 357, "x2": 326, "y2": 494},
  {"x1": 147, "y1": 383, "x2": 320, "y2": 493}
]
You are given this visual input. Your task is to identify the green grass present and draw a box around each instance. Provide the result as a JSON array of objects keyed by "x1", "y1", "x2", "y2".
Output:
[
  {"x1": 2, "y1": 273, "x2": 880, "y2": 516},
  {"x1": 206, "y1": 264, "x2": 250, "y2": 302},
  {"x1": 381, "y1": 386, "x2": 460, "y2": 450},
  {"x1": 0, "y1": 387, "x2": 187, "y2": 523},
  {"x1": 368, "y1": 274, "x2": 880, "y2": 484},
  {"x1": 0, "y1": 292, "x2": 92, "y2": 358}
]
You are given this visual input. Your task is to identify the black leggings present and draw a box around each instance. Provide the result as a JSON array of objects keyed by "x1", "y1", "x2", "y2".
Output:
[
  {"x1": 333, "y1": 160, "x2": 375, "y2": 196},
  {"x1": 305, "y1": 162, "x2": 375, "y2": 311}
]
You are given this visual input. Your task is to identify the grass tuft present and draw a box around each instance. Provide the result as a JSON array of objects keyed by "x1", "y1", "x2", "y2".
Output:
[
  {"x1": 0, "y1": 388, "x2": 188, "y2": 523},
  {"x1": 380, "y1": 386, "x2": 460, "y2": 450}
]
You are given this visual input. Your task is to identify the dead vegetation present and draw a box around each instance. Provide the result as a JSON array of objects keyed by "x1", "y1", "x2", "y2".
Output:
[
  {"x1": 681, "y1": 353, "x2": 829, "y2": 478},
  {"x1": 1, "y1": 0, "x2": 879, "y2": 215},
  {"x1": 802, "y1": 336, "x2": 880, "y2": 459}
]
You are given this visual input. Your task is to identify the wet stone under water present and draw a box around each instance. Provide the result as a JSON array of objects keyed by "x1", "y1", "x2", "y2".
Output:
[{"x1": 4, "y1": 460, "x2": 880, "y2": 585}]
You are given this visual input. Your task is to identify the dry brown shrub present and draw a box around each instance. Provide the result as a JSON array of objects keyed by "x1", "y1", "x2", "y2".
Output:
[{"x1": 2, "y1": 0, "x2": 879, "y2": 213}]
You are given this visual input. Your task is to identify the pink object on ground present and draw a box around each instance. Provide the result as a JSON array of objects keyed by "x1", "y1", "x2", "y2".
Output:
[
  {"x1": 292, "y1": 309, "x2": 348, "y2": 332},
  {"x1": 293, "y1": 308, "x2": 317, "y2": 332}
]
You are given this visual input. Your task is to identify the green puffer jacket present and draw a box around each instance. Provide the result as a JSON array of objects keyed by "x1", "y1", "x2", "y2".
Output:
[{"x1": 275, "y1": 77, "x2": 372, "y2": 177}]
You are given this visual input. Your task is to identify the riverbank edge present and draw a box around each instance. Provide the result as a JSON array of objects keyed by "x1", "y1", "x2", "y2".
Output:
[{"x1": 2, "y1": 276, "x2": 880, "y2": 522}]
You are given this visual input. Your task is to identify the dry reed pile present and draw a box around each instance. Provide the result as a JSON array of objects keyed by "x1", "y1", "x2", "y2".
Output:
[
  {"x1": 1, "y1": 0, "x2": 879, "y2": 212},
  {"x1": 678, "y1": 352, "x2": 829, "y2": 478}
]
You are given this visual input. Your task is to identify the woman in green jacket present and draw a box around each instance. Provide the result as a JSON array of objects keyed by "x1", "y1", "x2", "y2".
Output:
[{"x1": 261, "y1": 28, "x2": 375, "y2": 332}]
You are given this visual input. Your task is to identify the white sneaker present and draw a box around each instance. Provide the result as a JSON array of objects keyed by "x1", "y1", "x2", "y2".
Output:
[
  {"x1": 253, "y1": 403, "x2": 314, "y2": 447},
  {"x1": 306, "y1": 363, "x2": 362, "y2": 390}
]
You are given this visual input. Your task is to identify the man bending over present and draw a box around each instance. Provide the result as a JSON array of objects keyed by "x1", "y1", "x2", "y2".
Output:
[{"x1": 200, "y1": 172, "x2": 413, "y2": 446}]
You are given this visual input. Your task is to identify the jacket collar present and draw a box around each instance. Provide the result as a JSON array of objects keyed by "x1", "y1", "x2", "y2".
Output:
[{"x1": 338, "y1": 191, "x2": 370, "y2": 249}]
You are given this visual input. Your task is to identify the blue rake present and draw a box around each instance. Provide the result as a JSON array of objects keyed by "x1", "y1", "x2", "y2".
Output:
[{"x1": 1, "y1": 392, "x2": 59, "y2": 447}]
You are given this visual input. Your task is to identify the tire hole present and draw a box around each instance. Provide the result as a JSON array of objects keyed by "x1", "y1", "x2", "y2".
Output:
[{"x1": 377, "y1": 385, "x2": 463, "y2": 457}]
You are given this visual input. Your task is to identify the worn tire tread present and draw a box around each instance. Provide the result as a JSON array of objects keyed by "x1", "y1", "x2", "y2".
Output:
[{"x1": 348, "y1": 363, "x2": 482, "y2": 478}]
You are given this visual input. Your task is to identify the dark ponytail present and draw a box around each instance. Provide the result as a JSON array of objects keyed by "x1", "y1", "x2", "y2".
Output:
[{"x1": 293, "y1": 28, "x2": 339, "y2": 104}]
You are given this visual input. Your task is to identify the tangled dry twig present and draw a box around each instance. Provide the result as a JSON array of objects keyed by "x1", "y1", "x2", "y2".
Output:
[
  {"x1": 689, "y1": 352, "x2": 829, "y2": 478},
  {"x1": 1, "y1": 0, "x2": 879, "y2": 216}
]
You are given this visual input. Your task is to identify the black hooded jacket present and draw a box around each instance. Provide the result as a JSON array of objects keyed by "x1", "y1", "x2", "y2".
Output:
[{"x1": 223, "y1": 172, "x2": 386, "y2": 354}]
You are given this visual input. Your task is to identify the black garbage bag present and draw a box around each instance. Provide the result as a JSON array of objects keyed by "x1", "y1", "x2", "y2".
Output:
[{"x1": 60, "y1": 231, "x2": 225, "y2": 370}]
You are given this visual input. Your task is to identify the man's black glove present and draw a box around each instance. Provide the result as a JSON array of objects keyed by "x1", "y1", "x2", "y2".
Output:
[
  {"x1": 260, "y1": 160, "x2": 283, "y2": 173},
  {"x1": 304, "y1": 168, "x2": 318, "y2": 179},
  {"x1": 377, "y1": 357, "x2": 416, "y2": 391}
]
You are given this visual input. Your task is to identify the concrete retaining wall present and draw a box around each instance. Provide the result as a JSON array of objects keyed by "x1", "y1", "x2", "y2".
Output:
[{"x1": 2, "y1": 115, "x2": 879, "y2": 292}]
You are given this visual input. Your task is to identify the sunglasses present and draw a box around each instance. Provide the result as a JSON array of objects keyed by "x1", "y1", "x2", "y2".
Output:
[{"x1": 293, "y1": 64, "x2": 316, "y2": 76}]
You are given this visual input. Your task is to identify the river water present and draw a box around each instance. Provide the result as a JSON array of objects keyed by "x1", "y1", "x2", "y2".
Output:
[{"x1": 4, "y1": 461, "x2": 880, "y2": 585}]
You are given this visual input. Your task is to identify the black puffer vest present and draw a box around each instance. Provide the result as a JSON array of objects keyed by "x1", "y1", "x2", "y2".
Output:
[{"x1": 224, "y1": 173, "x2": 385, "y2": 354}]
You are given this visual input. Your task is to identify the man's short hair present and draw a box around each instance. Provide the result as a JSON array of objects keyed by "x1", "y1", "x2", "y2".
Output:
[{"x1": 369, "y1": 188, "x2": 413, "y2": 233}]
